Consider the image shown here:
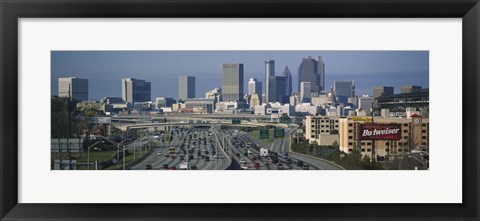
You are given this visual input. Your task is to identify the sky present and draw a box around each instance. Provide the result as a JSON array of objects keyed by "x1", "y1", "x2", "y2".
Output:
[{"x1": 51, "y1": 51, "x2": 429, "y2": 101}]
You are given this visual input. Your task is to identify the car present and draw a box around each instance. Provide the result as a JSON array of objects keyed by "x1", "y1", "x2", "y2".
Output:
[
  {"x1": 247, "y1": 149, "x2": 253, "y2": 154},
  {"x1": 164, "y1": 153, "x2": 170, "y2": 157},
  {"x1": 162, "y1": 164, "x2": 169, "y2": 169},
  {"x1": 240, "y1": 163, "x2": 248, "y2": 170},
  {"x1": 297, "y1": 160, "x2": 304, "y2": 167},
  {"x1": 204, "y1": 156, "x2": 210, "y2": 161},
  {"x1": 243, "y1": 152, "x2": 248, "y2": 156},
  {"x1": 262, "y1": 160, "x2": 269, "y2": 165},
  {"x1": 240, "y1": 158, "x2": 246, "y2": 164},
  {"x1": 252, "y1": 156, "x2": 257, "y2": 161},
  {"x1": 286, "y1": 158, "x2": 292, "y2": 165},
  {"x1": 190, "y1": 166, "x2": 198, "y2": 170},
  {"x1": 145, "y1": 164, "x2": 153, "y2": 170},
  {"x1": 235, "y1": 153, "x2": 241, "y2": 157},
  {"x1": 169, "y1": 167, "x2": 177, "y2": 170},
  {"x1": 254, "y1": 162, "x2": 260, "y2": 168},
  {"x1": 276, "y1": 163, "x2": 284, "y2": 170},
  {"x1": 156, "y1": 152, "x2": 162, "y2": 156},
  {"x1": 188, "y1": 154, "x2": 194, "y2": 160},
  {"x1": 302, "y1": 165, "x2": 310, "y2": 170}
]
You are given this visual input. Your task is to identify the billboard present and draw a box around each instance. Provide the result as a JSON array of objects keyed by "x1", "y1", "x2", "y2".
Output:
[{"x1": 360, "y1": 124, "x2": 401, "y2": 140}]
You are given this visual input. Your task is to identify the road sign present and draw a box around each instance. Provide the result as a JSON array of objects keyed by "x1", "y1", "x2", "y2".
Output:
[
  {"x1": 232, "y1": 119, "x2": 241, "y2": 124},
  {"x1": 274, "y1": 127, "x2": 285, "y2": 138},
  {"x1": 259, "y1": 127, "x2": 269, "y2": 139},
  {"x1": 51, "y1": 138, "x2": 84, "y2": 153}
]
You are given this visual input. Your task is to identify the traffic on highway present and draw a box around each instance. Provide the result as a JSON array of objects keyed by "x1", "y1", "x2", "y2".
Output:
[{"x1": 127, "y1": 125, "x2": 343, "y2": 170}]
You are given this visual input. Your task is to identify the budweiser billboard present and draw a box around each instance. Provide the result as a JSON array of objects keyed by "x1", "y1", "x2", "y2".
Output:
[{"x1": 360, "y1": 124, "x2": 401, "y2": 140}]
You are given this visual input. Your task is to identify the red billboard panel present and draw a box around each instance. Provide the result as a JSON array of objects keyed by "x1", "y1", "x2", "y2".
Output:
[{"x1": 360, "y1": 124, "x2": 401, "y2": 140}]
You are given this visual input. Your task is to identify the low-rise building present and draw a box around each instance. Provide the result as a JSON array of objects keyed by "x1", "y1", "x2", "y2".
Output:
[
  {"x1": 184, "y1": 98, "x2": 215, "y2": 113},
  {"x1": 304, "y1": 116, "x2": 340, "y2": 145},
  {"x1": 295, "y1": 103, "x2": 322, "y2": 116}
]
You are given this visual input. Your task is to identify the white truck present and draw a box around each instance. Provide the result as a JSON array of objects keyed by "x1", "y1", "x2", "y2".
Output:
[
  {"x1": 260, "y1": 148, "x2": 269, "y2": 157},
  {"x1": 179, "y1": 162, "x2": 189, "y2": 170}
]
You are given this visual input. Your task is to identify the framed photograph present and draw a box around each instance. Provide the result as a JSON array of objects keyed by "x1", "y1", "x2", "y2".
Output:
[{"x1": 1, "y1": 0, "x2": 479, "y2": 220}]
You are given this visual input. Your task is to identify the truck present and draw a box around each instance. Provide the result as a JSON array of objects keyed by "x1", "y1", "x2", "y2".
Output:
[
  {"x1": 260, "y1": 148, "x2": 269, "y2": 157},
  {"x1": 179, "y1": 162, "x2": 189, "y2": 170}
]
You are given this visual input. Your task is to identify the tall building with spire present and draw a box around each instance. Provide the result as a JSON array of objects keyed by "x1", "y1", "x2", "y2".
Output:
[
  {"x1": 282, "y1": 65, "x2": 293, "y2": 96},
  {"x1": 265, "y1": 59, "x2": 275, "y2": 103}
]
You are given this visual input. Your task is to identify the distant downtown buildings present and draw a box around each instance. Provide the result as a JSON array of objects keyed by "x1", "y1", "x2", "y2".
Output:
[
  {"x1": 58, "y1": 77, "x2": 89, "y2": 101},
  {"x1": 297, "y1": 56, "x2": 325, "y2": 94},
  {"x1": 178, "y1": 76, "x2": 196, "y2": 101},
  {"x1": 121, "y1": 78, "x2": 151, "y2": 104},
  {"x1": 221, "y1": 63, "x2": 244, "y2": 102}
]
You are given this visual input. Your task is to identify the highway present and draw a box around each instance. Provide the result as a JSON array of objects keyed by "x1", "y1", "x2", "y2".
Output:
[
  {"x1": 125, "y1": 122, "x2": 343, "y2": 170},
  {"x1": 130, "y1": 127, "x2": 230, "y2": 170}
]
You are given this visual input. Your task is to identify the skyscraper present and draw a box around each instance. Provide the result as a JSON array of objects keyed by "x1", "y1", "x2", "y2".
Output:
[
  {"x1": 317, "y1": 56, "x2": 325, "y2": 92},
  {"x1": 178, "y1": 76, "x2": 196, "y2": 102},
  {"x1": 268, "y1": 76, "x2": 287, "y2": 103},
  {"x1": 222, "y1": 63, "x2": 244, "y2": 102},
  {"x1": 333, "y1": 80, "x2": 355, "y2": 104},
  {"x1": 265, "y1": 59, "x2": 275, "y2": 103},
  {"x1": 248, "y1": 78, "x2": 262, "y2": 96},
  {"x1": 300, "y1": 82, "x2": 311, "y2": 103},
  {"x1": 58, "y1": 77, "x2": 89, "y2": 101},
  {"x1": 121, "y1": 78, "x2": 151, "y2": 104},
  {"x1": 282, "y1": 65, "x2": 293, "y2": 96},
  {"x1": 297, "y1": 56, "x2": 324, "y2": 94}
]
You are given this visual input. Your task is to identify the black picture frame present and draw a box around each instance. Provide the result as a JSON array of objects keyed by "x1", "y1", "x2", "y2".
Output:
[{"x1": 1, "y1": 0, "x2": 479, "y2": 220}]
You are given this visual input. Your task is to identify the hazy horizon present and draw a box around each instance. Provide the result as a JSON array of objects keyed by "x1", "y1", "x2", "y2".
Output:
[{"x1": 51, "y1": 50, "x2": 429, "y2": 101}]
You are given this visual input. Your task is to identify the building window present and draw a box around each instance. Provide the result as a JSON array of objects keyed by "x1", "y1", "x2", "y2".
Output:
[
  {"x1": 348, "y1": 149, "x2": 353, "y2": 152},
  {"x1": 422, "y1": 136, "x2": 427, "y2": 139},
  {"x1": 348, "y1": 130, "x2": 353, "y2": 133},
  {"x1": 422, "y1": 142, "x2": 427, "y2": 145},
  {"x1": 422, "y1": 130, "x2": 427, "y2": 133},
  {"x1": 348, "y1": 123, "x2": 353, "y2": 126},
  {"x1": 311, "y1": 135, "x2": 315, "y2": 138},
  {"x1": 367, "y1": 149, "x2": 371, "y2": 152},
  {"x1": 367, "y1": 142, "x2": 371, "y2": 145},
  {"x1": 348, "y1": 136, "x2": 353, "y2": 139},
  {"x1": 311, "y1": 130, "x2": 315, "y2": 133},
  {"x1": 422, "y1": 123, "x2": 427, "y2": 126},
  {"x1": 335, "y1": 125, "x2": 338, "y2": 128},
  {"x1": 403, "y1": 123, "x2": 408, "y2": 126},
  {"x1": 361, "y1": 142, "x2": 365, "y2": 145},
  {"x1": 335, "y1": 120, "x2": 339, "y2": 122},
  {"x1": 361, "y1": 149, "x2": 365, "y2": 152},
  {"x1": 326, "y1": 130, "x2": 329, "y2": 133},
  {"x1": 321, "y1": 130, "x2": 324, "y2": 133},
  {"x1": 348, "y1": 142, "x2": 353, "y2": 146},
  {"x1": 398, "y1": 149, "x2": 403, "y2": 152},
  {"x1": 404, "y1": 136, "x2": 408, "y2": 139},
  {"x1": 403, "y1": 130, "x2": 408, "y2": 133}
]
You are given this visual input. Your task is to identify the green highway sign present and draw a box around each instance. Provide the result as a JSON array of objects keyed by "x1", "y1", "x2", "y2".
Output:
[
  {"x1": 274, "y1": 127, "x2": 285, "y2": 138},
  {"x1": 232, "y1": 119, "x2": 241, "y2": 124},
  {"x1": 259, "y1": 127, "x2": 269, "y2": 139}
]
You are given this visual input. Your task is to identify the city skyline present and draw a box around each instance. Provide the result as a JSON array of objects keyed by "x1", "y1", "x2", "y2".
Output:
[{"x1": 51, "y1": 51, "x2": 429, "y2": 101}]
